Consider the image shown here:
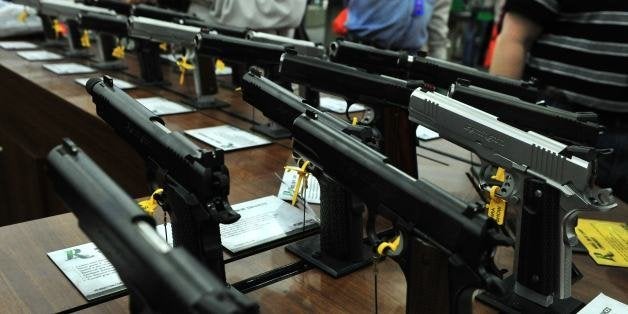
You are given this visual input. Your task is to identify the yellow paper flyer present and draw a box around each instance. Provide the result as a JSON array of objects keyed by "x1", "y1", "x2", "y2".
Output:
[{"x1": 575, "y1": 219, "x2": 628, "y2": 267}]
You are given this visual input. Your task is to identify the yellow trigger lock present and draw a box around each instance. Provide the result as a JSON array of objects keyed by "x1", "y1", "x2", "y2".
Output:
[
  {"x1": 176, "y1": 56, "x2": 194, "y2": 86},
  {"x1": 80, "y1": 30, "x2": 90, "y2": 48},
  {"x1": 18, "y1": 9, "x2": 29, "y2": 23},
  {"x1": 486, "y1": 185, "x2": 507, "y2": 225},
  {"x1": 138, "y1": 188, "x2": 164, "y2": 216},
  {"x1": 52, "y1": 19, "x2": 63, "y2": 39},
  {"x1": 491, "y1": 167, "x2": 506, "y2": 183},
  {"x1": 284, "y1": 160, "x2": 311, "y2": 206},
  {"x1": 377, "y1": 234, "x2": 401, "y2": 256},
  {"x1": 112, "y1": 45, "x2": 125, "y2": 59},
  {"x1": 216, "y1": 59, "x2": 226, "y2": 71},
  {"x1": 485, "y1": 167, "x2": 508, "y2": 225}
]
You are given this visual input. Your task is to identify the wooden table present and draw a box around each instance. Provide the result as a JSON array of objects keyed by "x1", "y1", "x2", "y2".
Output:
[
  {"x1": 0, "y1": 40, "x2": 626, "y2": 313},
  {"x1": 1, "y1": 141, "x2": 626, "y2": 313},
  {"x1": 0, "y1": 41, "x2": 275, "y2": 226}
]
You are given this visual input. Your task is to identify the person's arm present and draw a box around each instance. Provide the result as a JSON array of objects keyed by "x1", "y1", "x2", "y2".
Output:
[
  {"x1": 427, "y1": 0, "x2": 453, "y2": 60},
  {"x1": 489, "y1": 12, "x2": 543, "y2": 79}
]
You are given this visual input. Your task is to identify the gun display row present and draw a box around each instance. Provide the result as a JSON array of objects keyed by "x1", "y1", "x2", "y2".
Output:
[
  {"x1": 194, "y1": 31, "x2": 325, "y2": 71},
  {"x1": 241, "y1": 71, "x2": 512, "y2": 313},
  {"x1": 47, "y1": 139, "x2": 258, "y2": 314},
  {"x1": 13, "y1": 0, "x2": 197, "y2": 70},
  {"x1": 75, "y1": 13, "x2": 244, "y2": 108},
  {"x1": 15, "y1": 0, "x2": 114, "y2": 17},
  {"x1": 14, "y1": 0, "x2": 116, "y2": 56},
  {"x1": 280, "y1": 53, "x2": 605, "y2": 146},
  {"x1": 126, "y1": 15, "x2": 217, "y2": 97},
  {"x1": 448, "y1": 82, "x2": 604, "y2": 145},
  {"x1": 279, "y1": 52, "x2": 421, "y2": 176},
  {"x1": 243, "y1": 65, "x2": 617, "y2": 312},
  {"x1": 193, "y1": 31, "x2": 324, "y2": 139},
  {"x1": 85, "y1": 76, "x2": 239, "y2": 281},
  {"x1": 80, "y1": 0, "x2": 200, "y2": 22},
  {"x1": 407, "y1": 89, "x2": 616, "y2": 311},
  {"x1": 76, "y1": 9, "x2": 322, "y2": 107},
  {"x1": 329, "y1": 38, "x2": 541, "y2": 103},
  {"x1": 27, "y1": 4, "x2": 615, "y2": 311},
  {"x1": 82, "y1": 0, "x2": 248, "y2": 39}
]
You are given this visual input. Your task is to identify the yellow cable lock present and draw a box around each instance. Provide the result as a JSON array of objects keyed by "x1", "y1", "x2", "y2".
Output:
[
  {"x1": 112, "y1": 44, "x2": 125, "y2": 59},
  {"x1": 486, "y1": 185, "x2": 507, "y2": 225},
  {"x1": 484, "y1": 167, "x2": 508, "y2": 225},
  {"x1": 216, "y1": 59, "x2": 226, "y2": 71},
  {"x1": 284, "y1": 160, "x2": 311, "y2": 206},
  {"x1": 377, "y1": 234, "x2": 401, "y2": 256},
  {"x1": 138, "y1": 188, "x2": 163, "y2": 216},
  {"x1": 491, "y1": 167, "x2": 506, "y2": 183},
  {"x1": 18, "y1": 9, "x2": 29, "y2": 23},
  {"x1": 80, "y1": 30, "x2": 90, "y2": 48},
  {"x1": 52, "y1": 19, "x2": 63, "y2": 39},
  {"x1": 176, "y1": 56, "x2": 194, "y2": 86}
]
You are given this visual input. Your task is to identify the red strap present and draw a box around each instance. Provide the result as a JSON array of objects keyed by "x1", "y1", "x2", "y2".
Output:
[
  {"x1": 332, "y1": 8, "x2": 349, "y2": 36},
  {"x1": 483, "y1": 23, "x2": 499, "y2": 69}
]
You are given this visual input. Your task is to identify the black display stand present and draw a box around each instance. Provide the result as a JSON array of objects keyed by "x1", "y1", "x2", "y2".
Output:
[
  {"x1": 134, "y1": 40, "x2": 168, "y2": 86},
  {"x1": 184, "y1": 54, "x2": 229, "y2": 109},
  {"x1": 92, "y1": 33, "x2": 126, "y2": 71},
  {"x1": 63, "y1": 20, "x2": 92, "y2": 58},
  {"x1": 286, "y1": 174, "x2": 371, "y2": 277},
  {"x1": 39, "y1": 15, "x2": 67, "y2": 48}
]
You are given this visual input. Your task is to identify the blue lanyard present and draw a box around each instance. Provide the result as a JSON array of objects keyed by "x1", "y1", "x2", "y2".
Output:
[{"x1": 413, "y1": 0, "x2": 424, "y2": 16}]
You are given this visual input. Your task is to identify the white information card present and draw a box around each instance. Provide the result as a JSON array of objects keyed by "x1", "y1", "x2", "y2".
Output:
[
  {"x1": 220, "y1": 195, "x2": 319, "y2": 253},
  {"x1": 75, "y1": 77, "x2": 136, "y2": 90},
  {"x1": 17, "y1": 50, "x2": 63, "y2": 61},
  {"x1": 277, "y1": 169, "x2": 321, "y2": 204},
  {"x1": 416, "y1": 125, "x2": 440, "y2": 141},
  {"x1": 136, "y1": 97, "x2": 194, "y2": 116},
  {"x1": 47, "y1": 242, "x2": 125, "y2": 301},
  {"x1": 0, "y1": 41, "x2": 37, "y2": 50},
  {"x1": 49, "y1": 194, "x2": 319, "y2": 299},
  {"x1": 185, "y1": 125, "x2": 271, "y2": 151},
  {"x1": 47, "y1": 224, "x2": 173, "y2": 300},
  {"x1": 43, "y1": 63, "x2": 96, "y2": 75},
  {"x1": 577, "y1": 293, "x2": 628, "y2": 314},
  {"x1": 319, "y1": 96, "x2": 366, "y2": 113}
]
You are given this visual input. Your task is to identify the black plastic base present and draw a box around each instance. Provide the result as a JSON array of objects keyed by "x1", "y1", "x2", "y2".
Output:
[
  {"x1": 41, "y1": 39, "x2": 67, "y2": 48},
  {"x1": 231, "y1": 260, "x2": 313, "y2": 293},
  {"x1": 251, "y1": 122, "x2": 291, "y2": 139},
  {"x1": 217, "y1": 77, "x2": 239, "y2": 90},
  {"x1": 182, "y1": 95, "x2": 230, "y2": 110},
  {"x1": 92, "y1": 60, "x2": 127, "y2": 71},
  {"x1": 63, "y1": 49, "x2": 92, "y2": 59},
  {"x1": 285, "y1": 235, "x2": 372, "y2": 278},
  {"x1": 132, "y1": 78, "x2": 171, "y2": 87},
  {"x1": 476, "y1": 278, "x2": 584, "y2": 314}
]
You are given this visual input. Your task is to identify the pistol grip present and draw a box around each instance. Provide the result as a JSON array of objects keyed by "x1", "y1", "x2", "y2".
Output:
[
  {"x1": 163, "y1": 183, "x2": 226, "y2": 281},
  {"x1": 318, "y1": 174, "x2": 364, "y2": 261},
  {"x1": 514, "y1": 178, "x2": 568, "y2": 305}
]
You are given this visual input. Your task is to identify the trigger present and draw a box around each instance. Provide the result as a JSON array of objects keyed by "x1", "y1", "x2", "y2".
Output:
[{"x1": 563, "y1": 211, "x2": 580, "y2": 247}]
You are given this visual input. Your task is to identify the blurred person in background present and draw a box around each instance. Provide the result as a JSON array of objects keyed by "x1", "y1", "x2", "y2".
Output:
[
  {"x1": 188, "y1": 0, "x2": 307, "y2": 36},
  {"x1": 490, "y1": 0, "x2": 628, "y2": 200},
  {"x1": 344, "y1": 0, "x2": 452, "y2": 59},
  {"x1": 427, "y1": 0, "x2": 452, "y2": 59}
]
